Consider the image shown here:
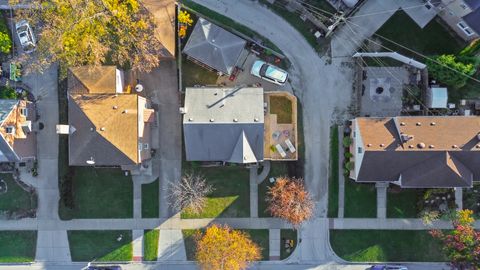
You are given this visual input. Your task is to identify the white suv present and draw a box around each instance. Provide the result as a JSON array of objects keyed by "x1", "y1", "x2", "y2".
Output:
[
  {"x1": 250, "y1": 60, "x2": 288, "y2": 85},
  {"x1": 15, "y1": 20, "x2": 36, "y2": 53}
]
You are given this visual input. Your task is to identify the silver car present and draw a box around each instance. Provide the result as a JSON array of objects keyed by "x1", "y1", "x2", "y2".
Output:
[
  {"x1": 250, "y1": 60, "x2": 288, "y2": 85},
  {"x1": 15, "y1": 20, "x2": 36, "y2": 53}
]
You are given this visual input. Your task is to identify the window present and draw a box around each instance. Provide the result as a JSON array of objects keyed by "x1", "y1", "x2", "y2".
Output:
[
  {"x1": 20, "y1": 108, "x2": 28, "y2": 117},
  {"x1": 458, "y1": 22, "x2": 474, "y2": 36},
  {"x1": 144, "y1": 143, "x2": 149, "y2": 150},
  {"x1": 358, "y1": 147, "x2": 363, "y2": 154},
  {"x1": 5, "y1": 126, "x2": 14, "y2": 134},
  {"x1": 138, "y1": 143, "x2": 142, "y2": 151}
]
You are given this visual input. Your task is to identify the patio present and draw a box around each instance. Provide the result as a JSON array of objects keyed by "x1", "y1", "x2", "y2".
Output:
[{"x1": 263, "y1": 92, "x2": 298, "y2": 161}]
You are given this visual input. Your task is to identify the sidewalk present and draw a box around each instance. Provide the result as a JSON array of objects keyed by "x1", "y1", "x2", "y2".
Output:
[{"x1": 331, "y1": 218, "x2": 455, "y2": 230}]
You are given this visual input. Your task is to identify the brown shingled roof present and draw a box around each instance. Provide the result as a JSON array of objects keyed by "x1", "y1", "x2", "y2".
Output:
[
  {"x1": 354, "y1": 116, "x2": 480, "y2": 188},
  {"x1": 69, "y1": 94, "x2": 140, "y2": 166},
  {"x1": 68, "y1": 66, "x2": 118, "y2": 95}
]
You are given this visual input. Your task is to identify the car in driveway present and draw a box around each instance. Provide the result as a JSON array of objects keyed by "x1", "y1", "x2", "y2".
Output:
[
  {"x1": 15, "y1": 20, "x2": 36, "y2": 53},
  {"x1": 86, "y1": 265, "x2": 121, "y2": 270},
  {"x1": 370, "y1": 265, "x2": 408, "y2": 270},
  {"x1": 250, "y1": 60, "x2": 288, "y2": 85}
]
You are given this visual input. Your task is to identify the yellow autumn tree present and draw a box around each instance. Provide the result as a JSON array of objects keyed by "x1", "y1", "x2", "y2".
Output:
[{"x1": 195, "y1": 224, "x2": 261, "y2": 270}]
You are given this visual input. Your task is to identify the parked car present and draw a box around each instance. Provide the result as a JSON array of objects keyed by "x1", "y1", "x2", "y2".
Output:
[
  {"x1": 370, "y1": 265, "x2": 408, "y2": 270},
  {"x1": 250, "y1": 60, "x2": 288, "y2": 85},
  {"x1": 15, "y1": 20, "x2": 36, "y2": 53},
  {"x1": 86, "y1": 266, "x2": 121, "y2": 270}
]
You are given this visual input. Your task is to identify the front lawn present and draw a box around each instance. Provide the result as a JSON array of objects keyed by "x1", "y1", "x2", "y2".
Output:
[
  {"x1": 182, "y1": 229, "x2": 269, "y2": 261},
  {"x1": 344, "y1": 180, "x2": 376, "y2": 218},
  {"x1": 258, "y1": 162, "x2": 289, "y2": 217},
  {"x1": 328, "y1": 126, "x2": 339, "y2": 218},
  {"x1": 143, "y1": 230, "x2": 159, "y2": 261},
  {"x1": 0, "y1": 231, "x2": 37, "y2": 262},
  {"x1": 374, "y1": 10, "x2": 464, "y2": 57},
  {"x1": 280, "y1": 229, "x2": 297, "y2": 260},
  {"x1": 59, "y1": 167, "x2": 133, "y2": 219},
  {"x1": 142, "y1": 179, "x2": 159, "y2": 218},
  {"x1": 387, "y1": 188, "x2": 422, "y2": 218},
  {"x1": 68, "y1": 230, "x2": 132, "y2": 262},
  {"x1": 0, "y1": 173, "x2": 37, "y2": 214},
  {"x1": 269, "y1": 96, "x2": 292, "y2": 124},
  {"x1": 330, "y1": 230, "x2": 446, "y2": 262},
  {"x1": 181, "y1": 164, "x2": 250, "y2": 218}
]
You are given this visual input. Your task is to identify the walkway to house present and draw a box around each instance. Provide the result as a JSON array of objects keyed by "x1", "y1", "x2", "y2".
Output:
[
  {"x1": 157, "y1": 229, "x2": 186, "y2": 261},
  {"x1": 376, "y1": 183, "x2": 388, "y2": 219},
  {"x1": 337, "y1": 127, "x2": 345, "y2": 218},
  {"x1": 330, "y1": 218, "x2": 461, "y2": 230}
]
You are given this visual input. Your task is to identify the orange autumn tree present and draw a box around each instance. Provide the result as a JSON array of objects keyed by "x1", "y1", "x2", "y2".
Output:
[
  {"x1": 195, "y1": 224, "x2": 261, "y2": 270},
  {"x1": 266, "y1": 176, "x2": 314, "y2": 227}
]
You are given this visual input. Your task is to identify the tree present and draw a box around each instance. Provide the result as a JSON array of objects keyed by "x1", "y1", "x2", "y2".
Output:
[
  {"x1": 195, "y1": 224, "x2": 261, "y2": 270},
  {"x1": 430, "y1": 209, "x2": 480, "y2": 269},
  {"x1": 0, "y1": 32, "x2": 11, "y2": 54},
  {"x1": 169, "y1": 173, "x2": 213, "y2": 214},
  {"x1": 266, "y1": 177, "x2": 314, "y2": 227},
  {"x1": 426, "y1": 54, "x2": 476, "y2": 88},
  {"x1": 178, "y1": 10, "x2": 193, "y2": 39},
  {"x1": 14, "y1": 0, "x2": 164, "y2": 72}
]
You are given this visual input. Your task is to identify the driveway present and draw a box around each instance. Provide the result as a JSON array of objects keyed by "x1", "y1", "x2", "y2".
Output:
[{"x1": 190, "y1": 0, "x2": 353, "y2": 262}]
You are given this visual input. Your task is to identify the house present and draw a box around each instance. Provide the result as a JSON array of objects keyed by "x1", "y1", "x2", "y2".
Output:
[
  {"x1": 0, "y1": 99, "x2": 36, "y2": 163},
  {"x1": 66, "y1": 66, "x2": 154, "y2": 170},
  {"x1": 182, "y1": 87, "x2": 298, "y2": 164},
  {"x1": 433, "y1": 0, "x2": 480, "y2": 41},
  {"x1": 183, "y1": 18, "x2": 247, "y2": 75},
  {"x1": 349, "y1": 116, "x2": 480, "y2": 188}
]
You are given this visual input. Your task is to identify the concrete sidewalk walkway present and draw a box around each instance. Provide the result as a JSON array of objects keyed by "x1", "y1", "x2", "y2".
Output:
[
  {"x1": 269, "y1": 229, "x2": 280, "y2": 260},
  {"x1": 35, "y1": 230, "x2": 71, "y2": 262},
  {"x1": 157, "y1": 230, "x2": 186, "y2": 261},
  {"x1": 337, "y1": 126, "x2": 345, "y2": 218},
  {"x1": 331, "y1": 218, "x2": 456, "y2": 230},
  {"x1": 132, "y1": 230, "x2": 144, "y2": 262},
  {"x1": 250, "y1": 166, "x2": 259, "y2": 218}
]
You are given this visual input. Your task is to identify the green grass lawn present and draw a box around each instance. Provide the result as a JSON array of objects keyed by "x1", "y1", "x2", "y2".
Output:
[
  {"x1": 328, "y1": 126, "x2": 339, "y2": 218},
  {"x1": 269, "y1": 96, "x2": 292, "y2": 124},
  {"x1": 68, "y1": 230, "x2": 132, "y2": 262},
  {"x1": 59, "y1": 167, "x2": 133, "y2": 219},
  {"x1": 142, "y1": 179, "x2": 159, "y2": 218},
  {"x1": 182, "y1": 229, "x2": 269, "y2": 261},
  {"x1": 181, "y1": 58, "x2": 219, "y2": 89},
  {"x1": 0, "y1": 231, "x2": 36, "y2": 262},
  {"x1": 258, "y1": 162, "x2": 289, "y2": 217},
  {"x1": 344, "y1": 180, "x2": 376, "y2": 218},
  {"x1": 143, "y1": 230, "x2": 159, "y2": 261},
  {"x1": 330, "y1": 230, "x2": 446, "y2": 262},
  {"x1": 181, "y1": 165, "x2": 250, "y2": 218},
  {"x1": 280, "y1": 229, "x2": 297, "y2": 260},
  {"x1": 387, "y1": 188, "x2": 422, "y2": 218},
  {"x1": 374, "y1": 10, "x2": 464, "y2": 57},
  {"x1": 0, "y1": 173, "x2": 36, "y2": 213}
]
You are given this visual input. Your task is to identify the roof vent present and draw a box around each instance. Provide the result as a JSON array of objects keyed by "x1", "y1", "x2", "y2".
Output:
[
  {"x1": 90, "y1": 127, "x2": 95, "y2": 132},
  {"x1": 100, "y1": 127, "x2": 105, "y2": 131},
  {"x1": 452, "y1": 145, "x2": 458, "y2": 148},
  {"x1": 233, "y1": 118, "x2": 238, "y2": 122},
  {"x1": 209, "y1": 118, "x2": 214, "y2": 122},
  {"x1": 380, "y1": 143, "x2": 385, "y2": 147},
  {"x1": 430, "y1": 122, "x2": 436, "y2": 126},
  {"x1": 113, "y1": 105, "x2": 118, "y2": 110},
  {"x1": 122, "y1": 110, "x2": 128, "y2": 114},
  {"x1": 416, "y1": 122, "x2": 421, "y2": 126},
  {"x1": 401, "y1": 134, "x2": 414, "y2": 142},
  {"x1": 400, "y1": 122, "x2": 406, "y2": 126},
  {"x1": 254, "y1": 118, "x2": 259, "y2": 122},
  {"x1": 477, "y1": 144, "x2": 480, "y2": 149},
  {"x1": 367, "y1": 143, "x2": 372, "y2": 147},
  {"x1": 429, "y1": 144, "x2": 435, "y2": 148},
  {"x1": 418, "y1": 142, "x2": 426, "y2": 149},
  {"x1": 408, "y1": 145, "x2": 414, "y2": 149},
  {"x1": 188, "y1": 118, "x2": 193, "y2": 122}
]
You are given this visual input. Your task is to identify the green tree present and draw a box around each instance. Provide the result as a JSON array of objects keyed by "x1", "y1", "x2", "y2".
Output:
[
  {"x1": 426, "y1": 54, "x2": 476, "y2": 88},
  {"x1": 0, "y1": 32, "x2": 11, "y2": 54},
  {"x1": 14, "y1": 0, "x2": 164, "y2": 72}
]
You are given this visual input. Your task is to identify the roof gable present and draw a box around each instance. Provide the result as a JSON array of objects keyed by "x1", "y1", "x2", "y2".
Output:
[
  {"x1": 228, "y1": 130, "x2": 258, "y2": 163},
  {"x1": 68, "y1": 66, "x2": 118, "y2": 94}
]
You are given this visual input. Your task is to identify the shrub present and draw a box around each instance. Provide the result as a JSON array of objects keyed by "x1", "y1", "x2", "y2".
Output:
[
  {"x1": 344, "y1": 152, "x2": 353, "y2": 159},
  {"x1": 0, "y1": 86, "x2": 18, "y2": 99},
  {"x1": 426, "y1": 54, "x2": 477, "y2": 88},
  {"x1": 342, "y1": 137, "x2": 352, "y2": 147},
  {"x1": 344, "y1": 161, "x2": 354, "y2": 171},
  {"x1": 460, "y1": 39, "x2": 480, "y2": 56},
  {"x1": 0, "y1": 31, "x2": 11, "y2": 54}
]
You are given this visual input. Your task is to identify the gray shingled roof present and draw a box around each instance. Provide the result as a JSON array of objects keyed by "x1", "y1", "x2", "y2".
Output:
[
  {"x1": 183, "y1": 87, "x2": 264, "y2": 163},
  {"x1": 183, "y1": 18, "x2": 246, "y2": 75},
  {"x1": 463, "y1": 8, "x2": 480, "y2": 35}
]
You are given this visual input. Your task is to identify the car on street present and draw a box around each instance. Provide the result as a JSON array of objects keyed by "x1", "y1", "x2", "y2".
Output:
[
  {"x1": 86, "y1": 265, "x2": 121, "y2": 270},
  {"x1": 15, "y1": 20, "x2": 36, "y2": 53},
  {"x1": 250, "y1": 60, "x2": 288, "y2": 85},
  {"x1": 370, "y1": 265, "x2": 408, "y2": 270}
]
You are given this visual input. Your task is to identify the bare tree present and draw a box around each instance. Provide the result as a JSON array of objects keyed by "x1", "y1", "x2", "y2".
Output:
[{"x1": 169, "y1": 173, "x2": 213, "y2": 214}]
